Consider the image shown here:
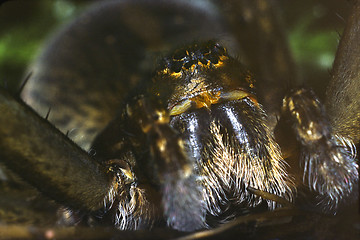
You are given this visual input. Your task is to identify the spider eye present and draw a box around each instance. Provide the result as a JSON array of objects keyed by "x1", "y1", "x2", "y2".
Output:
[
  {"x1": 209, "y1": 56, "x2": 219, "y2": 64},
  {"x1": 172, "y1": 61, "x2": 183, "y2": 73}
]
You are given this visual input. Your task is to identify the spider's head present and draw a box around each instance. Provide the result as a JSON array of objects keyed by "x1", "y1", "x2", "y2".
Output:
[
  {"x1": 151, "y1": 42, "x2": 295, "y2": 222},
  {"x1": 152, "y1": 41, "x2": 257, "y2": 116}
]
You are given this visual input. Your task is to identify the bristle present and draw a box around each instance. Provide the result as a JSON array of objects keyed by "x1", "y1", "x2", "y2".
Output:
[
  {"x1": 114, "y1": 185, "x2": 154, "y2": 230},
  {"x1": 200, "y1": 102, "x2": 295, "y2": 217},
  {"x1": 162, "y1": 170, "x2": 207, "y2": 231},
  {"x1": 45, "y1": 107, "x2": 51, "y2": 120},
  {"x1": 302, "y1": 134, "x2": 358, "y2": 212},
  {"x1": 17, "y1": 72, "x2": 32, "y2": 97}
]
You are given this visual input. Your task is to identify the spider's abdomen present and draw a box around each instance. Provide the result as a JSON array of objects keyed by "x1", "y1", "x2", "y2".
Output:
[{"x1": 21, "y1": 0, "x2": 237, "y2": 150}]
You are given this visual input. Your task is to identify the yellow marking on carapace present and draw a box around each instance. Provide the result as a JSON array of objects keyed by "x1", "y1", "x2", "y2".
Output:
[
  {"x1": 170, "y1": 71, "x2": 183, "y2": 78},
  {"x1": 221, "y1": 90, "x2": 251, "y2": 101},
  {"x1": 188, "y1": 63, "x2": 197, "y2": 72},
  {"x1": 214, "y1": 55, "x2": 228, "y2": 68},
  {"x1": 160, "y1": 67, "x2": 183, "y2": 78},
  {"x1": 161, "y1": 68, "x2": 170, "y2": 75},
  {"x1": 219, "y1": 89, "x2": 258, "y2": 106},
  {"x1": 194, "y1": 60, "x2": 211, "y2": 69},
  {"x1": 228, "y1": 90, "x2": 258, "y2": 106},
  {"x1": 190, "y1": 91, "x2": 222, "y2": 109},
  {"x1": 169, "y1": 89, "x2": 259, "y2": 116},
  {"x1": 169, "y1": 99, "x2": 192, "y2": 116},
  {"x1": 169, "y1": 91, "x2": 221, "y2": 116},
  {"x1": 183, "y1": 55, "x2": 228, "y2": 72},
  {"x1": 161, "y1": 55, "x2": 229, "y2": 79}
]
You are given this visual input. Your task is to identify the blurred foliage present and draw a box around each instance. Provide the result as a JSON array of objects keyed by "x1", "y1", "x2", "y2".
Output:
[
  {"x1": 0, "y1": 0, "x2": 352, "y2": 95},
  {"x1": 0, "y1": 0, "x2": 91, "y2": 91},
  {"x1": 279, "y1": 0, "x2": 351, "y2": 97}
]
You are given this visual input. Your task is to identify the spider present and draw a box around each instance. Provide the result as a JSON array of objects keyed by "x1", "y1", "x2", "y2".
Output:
[{"x1": 0, "y1": 0, "x2": 359, "y2": 238}]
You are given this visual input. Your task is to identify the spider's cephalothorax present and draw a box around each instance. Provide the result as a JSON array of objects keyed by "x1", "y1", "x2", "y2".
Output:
[{"x1": 92, "y1": 41, "x2": 295, "y2": 231}]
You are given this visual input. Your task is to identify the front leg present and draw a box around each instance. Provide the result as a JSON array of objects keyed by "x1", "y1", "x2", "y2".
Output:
[
  {"x1": 92, "y1": 95, "x2": 206, "y2": 231},
  {"x1": 278, "y1": 88, "x2": 358, "y2": 211}
]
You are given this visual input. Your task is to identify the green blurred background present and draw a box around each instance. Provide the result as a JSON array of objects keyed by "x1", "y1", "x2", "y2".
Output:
[
  {"x1": 0, "y1": 0, "x2": 351, "y2": 94},
  {"x1": 0, "y1": 0, "x2": 92, "y2": 91}
]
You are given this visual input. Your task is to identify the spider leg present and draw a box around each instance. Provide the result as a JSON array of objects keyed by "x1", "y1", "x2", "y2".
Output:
[
  {"x1": 326, "y1": 1, "x2": 360, "y2": 144},
  {"x1": 92, "y1": 95, "x2": 206, "y2": 231},
  {"x1": 0, "y1": 89, "x2": 114, "y2": 213},
  {"x1": 278, "y1": 88, "x2": 358, "y2": 211}
]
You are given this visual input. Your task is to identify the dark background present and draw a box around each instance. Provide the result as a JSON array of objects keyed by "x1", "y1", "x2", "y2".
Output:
[{"x1": 0, "y1": 0, "x2": 352, "y2": 93}]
